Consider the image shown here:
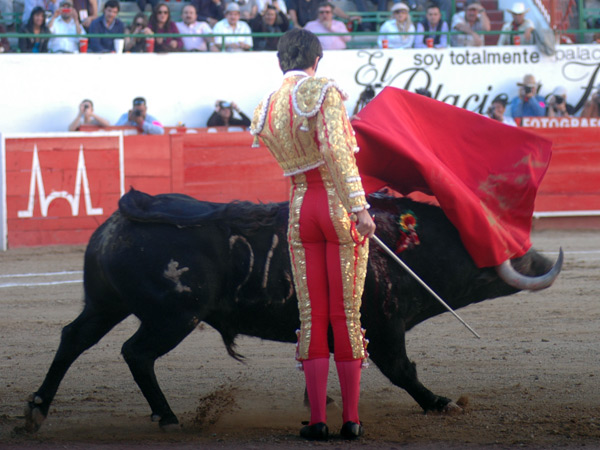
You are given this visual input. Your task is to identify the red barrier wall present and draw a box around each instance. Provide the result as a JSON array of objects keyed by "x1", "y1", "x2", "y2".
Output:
[
  {"x1": 3, "y1": 126, "x2": 599, "y2": 249},
  {"x1": 3, "y1": 130, "x2": 288, "y2": 248},
  {"x1": 5, "y1": 134, "x2": 123, "y2": 247}
]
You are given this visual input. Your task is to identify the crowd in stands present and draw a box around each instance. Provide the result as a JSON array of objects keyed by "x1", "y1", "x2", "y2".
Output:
[
  {"x1": 3, "y1": 0, "x2": 600, "y2": 125},
  {"x1": 3, "y1": 0, "x2": 594, "y2": 52}
]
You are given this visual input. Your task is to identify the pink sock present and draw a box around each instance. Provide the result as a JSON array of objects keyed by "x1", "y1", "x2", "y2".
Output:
[
  {"x1": 336, "y1": 359, "x2": 362, "y2": 423},
  {"x1": 303, "y1": 358, "x2": 329, "y2": 424}
]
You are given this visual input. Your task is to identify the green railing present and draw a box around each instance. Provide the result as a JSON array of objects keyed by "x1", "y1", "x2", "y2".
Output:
[{"x1": 3, "y1": 28, "x2": 599, "y2": 50}]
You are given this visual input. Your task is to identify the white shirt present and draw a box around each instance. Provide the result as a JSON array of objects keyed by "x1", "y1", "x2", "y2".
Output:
[
  {"x1": 48, "y1": 16, "x2": 85, "y2": 53},
  {"x1": 212, "y1": 18, "x2": 253, "y2": 50},
  {"x1": 176, "y1": 20, "x2": 212, "y2": 51},
  {"x1": 377, "y1": 19, "x2": 415, "y2": 49}
]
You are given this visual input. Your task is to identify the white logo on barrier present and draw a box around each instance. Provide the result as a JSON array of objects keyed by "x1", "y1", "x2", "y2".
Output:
[{"x1": 18, "y1": 144, "x2": 104, "y2": 218}]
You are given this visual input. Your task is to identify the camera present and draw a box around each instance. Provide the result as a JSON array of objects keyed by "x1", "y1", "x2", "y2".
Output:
[
  {"x1": 83, "y1": 104, "x2": 89, "y2": 110},
  {"x1": 524, "y1": 86, "x2": 533, "y2": 94},
  {"x1": 134, "y1": 109, "x2": 143, "y2": 117},
  {"x1": 219, "y1": 101, "x2": 232, "y2": 108},
  {"x1": 555, "y1": 96, "x2": 564, "y2": 105}
]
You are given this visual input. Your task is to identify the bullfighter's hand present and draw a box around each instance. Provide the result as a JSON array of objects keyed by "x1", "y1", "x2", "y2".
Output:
[{"x1": 356, "y1": 208, "x2": 376, "y2": 238}]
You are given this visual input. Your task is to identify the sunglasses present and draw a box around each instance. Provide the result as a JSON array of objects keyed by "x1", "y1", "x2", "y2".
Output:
[
  {"x1": 393, "y1": 9, "x2": 407, "y2": 13},
  {"x1": 134, "y1": 21, "x2": 145, "y2": 25},
  {"x1": 157, "y1": 10, "x2": 169, "y2": 14}
]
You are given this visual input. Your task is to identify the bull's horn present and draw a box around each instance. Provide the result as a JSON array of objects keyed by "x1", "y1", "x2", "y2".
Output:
[{"x1": 495, "y1": 248, "x2": 564, "y2": 291}]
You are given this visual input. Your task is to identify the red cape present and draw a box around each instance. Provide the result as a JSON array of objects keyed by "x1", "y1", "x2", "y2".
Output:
[{"x1": 353, "y1": 87, "x2": 552, "y2": 268}]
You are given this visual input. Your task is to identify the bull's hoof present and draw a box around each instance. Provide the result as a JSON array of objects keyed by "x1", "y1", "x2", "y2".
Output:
[
  {"x1": 24, "y1": 395, "x2": 47, "y2": 433},
  {"x1": 442, "y1": 401, "x2": 463, "y2": 415},
  {"x1": 158, "y1": 414, "x2": 180, "y2": 431}
]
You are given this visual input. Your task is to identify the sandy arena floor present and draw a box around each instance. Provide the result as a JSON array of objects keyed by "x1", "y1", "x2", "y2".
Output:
[{"x1": 0, "y1": 230, "x2": 599, "y2": 449}]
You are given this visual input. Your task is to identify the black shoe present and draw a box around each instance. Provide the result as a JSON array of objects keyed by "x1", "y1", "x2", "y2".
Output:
[
  {"x1": 340, "y1": 421, "x2": 364, "y2": 440},
  {"x1": 300, "y1": 422, "x2": 329, "y2": 441}
]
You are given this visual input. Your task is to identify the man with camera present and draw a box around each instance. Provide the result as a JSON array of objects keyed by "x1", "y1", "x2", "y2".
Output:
[
  {"x1": 509, "y1": 74, "x2": 545, "y2": 118},
  {"x1": 47, "y1": 0, "x2": 85, "y2": 53},
  {"x1": 115, "y1": 97, "x2": 164, "y2": 135},
  {"x1": 546, "y1": 86, "x2": 574, "y2": 118}
]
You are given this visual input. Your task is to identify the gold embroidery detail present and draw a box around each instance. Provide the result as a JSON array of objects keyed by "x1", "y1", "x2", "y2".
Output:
[
  {"x1": 320, "y1": 165, "x2": 369, "y2": 361},
  {"x1": 288, "y1": 172, "x2": 312, "y2": 361}
]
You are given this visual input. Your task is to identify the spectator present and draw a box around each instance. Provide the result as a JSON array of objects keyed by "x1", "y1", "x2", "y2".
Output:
[
  {"x1": 18, "y1": 6, "x2": 50, "y2": 52},
  {"x1": 115, "y1": 97, "x2": 164, "y2": 135},
  {"x1": 377, "y1": 2, "x2": 415, "y2": 49},
  {"x1": 486, "y1": 98, "x2": 516, "y2": 126},
  {"x1": 68, "y1": 99, "x2": 110, "y2": 131},
  {"x1": 250, "y1": 4, "x2": 288, "y2": 51},
  {"x1": 581, "y1": 84, "x2": 600, "y2": 118},
  {"x1": 176, "y1": 4, "x2": 212, "y2": 51},
  {"x1": 450, "y1": 0, "x2": 490, "y2": 47},
  {"x1": 0, "y1": 13, "x2": 10, "y2": 52},
  {"x1": 304, "y1": 1, "x2": 350, "y2": 50},
  {"x1": 509, "y1": 74, "x2": 545, "y2": 118},
  {"x1": 546, "y1": 86, "x2": 574, "y2": 118},
  {"x1": 212, "y1": 3, "x2": 252, "y2": 51},
  {"x1": 149, "y1": 2, "x2": 183, "y2": 52},
  {"x1": 191, "y1": 0, "x2": 225, "y2": 26},
  {"x1": 287, "y1": 0, "x2": 359, "y2": 29},
  {"x1": 497, "y1": 2, "x2": 535, "y2": 46},
  {"x1": 414, "y1": 4, "x2": 448, "y2": 48},
  {"x1": 22, "y1": 0, "x2": 58, "y2": 25},
  {"x1": 0, "y1": 0, "x2": 15, "y2": 30},
  {"x1": 124, "y1": 12, "x2": 153, "y2": 52},
  {"x1": 88, "y1": 0, "x2": 125, "y2": 52},
  {"x1": 72, "y1": 0, "x2": 97, "y2": 28},
  {"x1": 47, "y1": 0, "x2": 85, "y2": 53},
  {"x1": 207, "y1": 100, "x2": 251, "y2": 127}
]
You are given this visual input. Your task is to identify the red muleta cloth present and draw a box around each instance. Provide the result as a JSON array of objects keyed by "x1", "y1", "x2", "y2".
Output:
[{"x1": 353, "y1": 87, "x2": 553, "y2": 268}]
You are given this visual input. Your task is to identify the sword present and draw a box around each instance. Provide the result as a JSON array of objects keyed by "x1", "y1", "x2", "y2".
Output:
[{"x1": 370, "y1": 234, "x2": 481, "y2": 339}]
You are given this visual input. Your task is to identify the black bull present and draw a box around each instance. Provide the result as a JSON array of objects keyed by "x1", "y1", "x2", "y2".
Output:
[{"x1": 25, "y1": 189, "x2": 558, "y2": 432}]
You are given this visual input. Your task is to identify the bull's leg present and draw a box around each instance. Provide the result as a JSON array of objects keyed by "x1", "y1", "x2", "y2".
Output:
[
  {"x1": 367, "y1": 321, "x2": 453, "y2": 413},
  {"x1": 25, "y1": 305, "x2": 129, "y2": 432},
  {"x1": 121, "y1": 317, "x2": 196, "y2": 430}
]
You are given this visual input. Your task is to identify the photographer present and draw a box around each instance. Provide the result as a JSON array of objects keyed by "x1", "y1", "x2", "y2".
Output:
[
  {"x1": 486, "y1": 98, "x2": 516, "y2": 126},
  {"x1": 546, "y1": 86, "x2": 574, "y2": 118},
  {"x1": 509, "y1": 74, "x2": 545, "y2": 118},
  {"x1": 581, "y1": 84, "x2": 600, "y2": 118},
  {"x1": 69, "y1": 99, "x2": 110, "y2": 131},
  {"x1": 115, "y1": 97, "x2": 165, "y2": 135},
  {"x1": 206, "y1": 100, "x2": 251, "y2": 127}
]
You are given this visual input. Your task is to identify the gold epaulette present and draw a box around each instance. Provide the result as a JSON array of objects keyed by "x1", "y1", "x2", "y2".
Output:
[{"x1": 293, "y1": 77, "x2": 349, "y2": 131}]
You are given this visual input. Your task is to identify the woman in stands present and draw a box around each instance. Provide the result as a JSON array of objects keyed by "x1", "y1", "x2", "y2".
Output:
[
  {"x1": 148, "y1": 3, "x2": 183, "y2": 52},
  {"x1": 377, "y1": 2, "x2": 415, "y2": 49},
  {"x1": 18, "y1": 6, "x2": 50, "y2": 53},
  {"x1": 125, "y1": 12, "x2": 154, "y2": 52}
]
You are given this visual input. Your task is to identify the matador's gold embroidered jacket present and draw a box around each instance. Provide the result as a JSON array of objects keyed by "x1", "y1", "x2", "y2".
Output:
[{"x1": 250, "y1": 72, "x2": 370, "y2": 213}]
